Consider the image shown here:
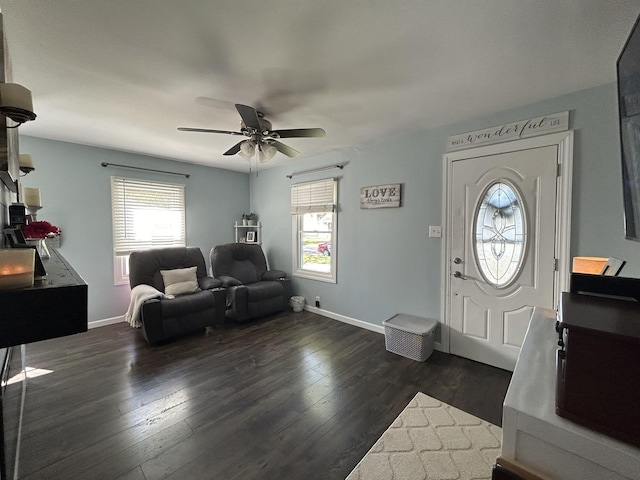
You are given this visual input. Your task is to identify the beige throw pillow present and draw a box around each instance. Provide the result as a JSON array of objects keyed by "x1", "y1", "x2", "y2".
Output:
[{"x1": 160, "y1": 266, "x2": 200, "y2": 296}]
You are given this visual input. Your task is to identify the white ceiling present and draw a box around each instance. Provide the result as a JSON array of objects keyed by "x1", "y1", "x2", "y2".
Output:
[{"x1": 0, "y1": 1, "x2": 639, "y2": 173}]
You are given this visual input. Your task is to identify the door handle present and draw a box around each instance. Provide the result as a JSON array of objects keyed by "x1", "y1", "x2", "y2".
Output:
[{"x1": 453, "y1": 271, "x2": 466, "y2": 279}]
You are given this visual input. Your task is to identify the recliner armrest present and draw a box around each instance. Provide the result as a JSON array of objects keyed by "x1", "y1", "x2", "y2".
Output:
[
  {"x1": 140, "y1": 298, "x2": 164, "y2": 345},
  {"x1": 262, "y1": 270, "x2": 287, "y2": 281},
  {"x1": 217, "y1": 275, "x2": 242, "y2": 287},
  {"x1": 199, "y1": 276, "x2": 223, "y2": 290},
  {"x1": 280, "y1": 277, "x2": 292, "y2": 303}
]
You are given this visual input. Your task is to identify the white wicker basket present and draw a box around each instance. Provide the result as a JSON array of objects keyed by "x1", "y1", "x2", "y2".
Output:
[{"x1": 383, "y1": 314, "x2": 438, "y2": 362}]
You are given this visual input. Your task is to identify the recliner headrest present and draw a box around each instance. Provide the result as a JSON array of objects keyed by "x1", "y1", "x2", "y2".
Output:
[{"x1": 129, "y1": 246, "x2": 207, "y2": 290}]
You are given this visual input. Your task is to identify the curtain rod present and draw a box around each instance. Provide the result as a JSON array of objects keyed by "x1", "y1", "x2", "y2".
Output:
[
  {"x1": 286, "y1": 163, "x2": 344, "y2": 179},
  {"x1": 101, "y1": 162, "x2": 190, "y2": 178}
]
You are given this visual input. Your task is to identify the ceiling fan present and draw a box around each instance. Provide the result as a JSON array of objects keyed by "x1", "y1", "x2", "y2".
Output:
[{"x1": 178, "y1": 104, "x2": 325, "y2": 162}]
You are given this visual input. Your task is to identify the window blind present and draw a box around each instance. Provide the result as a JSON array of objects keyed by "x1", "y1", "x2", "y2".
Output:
[
  {"x1": 111, "y1": 176, "x2": 186, "y2": 256},
  {"x1": 290, "y1": 178, "x2": 336, "y2": 214}
]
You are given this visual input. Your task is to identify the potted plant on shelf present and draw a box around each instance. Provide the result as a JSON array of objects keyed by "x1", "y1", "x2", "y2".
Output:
[
  {"x1": 246, "y1": 212, "x2": 257, "y2": 226},
  {"x1": 242, "y1": 213, "x2": 248, "y2": 226}
]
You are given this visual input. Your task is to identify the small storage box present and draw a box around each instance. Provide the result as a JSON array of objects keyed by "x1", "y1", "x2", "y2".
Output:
[{"x1": 383, "y1": 314, "x2": 438, "y2": 362}]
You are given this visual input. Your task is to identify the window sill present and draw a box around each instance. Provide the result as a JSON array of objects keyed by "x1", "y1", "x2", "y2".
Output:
[{"x1": 293, "y1": 270, "x2": 336, "y2": 284}]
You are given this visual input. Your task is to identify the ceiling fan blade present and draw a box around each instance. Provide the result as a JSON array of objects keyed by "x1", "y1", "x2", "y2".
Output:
[
  {"x1": 223, "y1": 141, "x2": 245, "y2": 156},
  {"x1": 178, "y1": 127, "x2": 243, "y2": 136},
  {"x1": 272, "y1": 140, "x2": 299, "y2": 158},
  {"x1": 235, "y1": 104, "x2": 262, "y2": 130},
  {"x1": 270, "y1": 128, "x2": 326, "y2": 139}
]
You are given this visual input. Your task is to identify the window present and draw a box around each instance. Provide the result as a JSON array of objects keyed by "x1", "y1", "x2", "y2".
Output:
[
  {"x1": 111, "y1": 176, "x2": 186, "y2": 285},
  {"x1": 291, "y1": 178, "x2": 337, "y2": 283},
  {"x1": 474, "y1": 180, "x2": 526, "y2": 288}
]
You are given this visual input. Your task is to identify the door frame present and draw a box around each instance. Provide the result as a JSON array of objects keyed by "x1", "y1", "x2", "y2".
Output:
[{"x1": 439, "y1": 131, "x2": 574, "y2": 353}]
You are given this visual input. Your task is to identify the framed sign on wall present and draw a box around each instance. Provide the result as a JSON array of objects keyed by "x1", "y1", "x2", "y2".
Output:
[{"x1": 360, "y1": 183, "x2": 401, "y2": 209}]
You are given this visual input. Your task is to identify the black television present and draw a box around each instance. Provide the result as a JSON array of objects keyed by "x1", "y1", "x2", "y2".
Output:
[{"x1": 618, "y1": 14, "x2": 640, "y2": 241}]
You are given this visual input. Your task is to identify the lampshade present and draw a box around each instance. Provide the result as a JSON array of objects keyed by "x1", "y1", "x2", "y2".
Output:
[
  {"x1": 259, "y1": 143, "x2": 278, "y2": 163},
  {"x1": 19, "y1": 154, "x2": 35, "y2": 174},
  {"x1": 24, "y1": 187, "x2": 42, "y2": 207},
  {"x1": 239, "y1": 140, "x2": 255, "y2": 160},
  {"x1": 0, "y1": 83, "x2": 36, "y2": 125}
]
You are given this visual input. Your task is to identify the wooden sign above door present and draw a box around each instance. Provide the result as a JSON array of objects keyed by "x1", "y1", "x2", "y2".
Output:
[{"x1": 446, "y1": 111, "x2": 569, "y2": 152}]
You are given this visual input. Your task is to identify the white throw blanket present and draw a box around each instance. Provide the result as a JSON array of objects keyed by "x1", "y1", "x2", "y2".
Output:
[{"x1": 125, "y1": 284, "x2": 172, "y2": 328}]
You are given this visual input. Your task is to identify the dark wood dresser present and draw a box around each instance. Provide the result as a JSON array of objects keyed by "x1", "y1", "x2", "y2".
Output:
[{"x1": 0, "y1": 248, "x2": 87, "y2": 479}]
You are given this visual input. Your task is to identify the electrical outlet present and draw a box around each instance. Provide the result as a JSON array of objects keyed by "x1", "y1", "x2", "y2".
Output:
[
  {"x1": 315, "y1": 296, "x2": 320, "y2": 308},
  {"x1": 428, "y1": 225, "x2": 442, "y2": 238}
]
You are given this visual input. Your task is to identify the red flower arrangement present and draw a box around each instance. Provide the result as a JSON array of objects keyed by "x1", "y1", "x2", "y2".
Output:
[{"x1": 21, "y1": 221, "x2": 61, "y2": 239}]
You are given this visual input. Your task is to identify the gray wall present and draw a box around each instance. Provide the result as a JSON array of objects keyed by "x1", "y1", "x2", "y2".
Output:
[
  {"x1": 18, "y1": 137, "x2": 249, "y2": 323},
  {"x1": 9, "y1": 82, "x2": 638, "y2": 329},
  {"x1": 252, "y1": 82, "x2": 640, "y2": 330}
]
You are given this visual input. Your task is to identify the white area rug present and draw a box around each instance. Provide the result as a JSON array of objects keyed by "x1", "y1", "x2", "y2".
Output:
[{"x1": 346, "y1": 392, "x2": 502, "y2": 480}]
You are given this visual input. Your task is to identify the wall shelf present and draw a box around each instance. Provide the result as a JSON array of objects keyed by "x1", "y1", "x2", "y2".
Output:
[{"x1": 234, "y1": 222, "x2": 262, "y2": 245}]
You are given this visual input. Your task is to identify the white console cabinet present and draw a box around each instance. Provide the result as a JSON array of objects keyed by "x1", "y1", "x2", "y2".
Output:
[{"x1": 500, "y1": 307, "x2": 640, "y2": 480}]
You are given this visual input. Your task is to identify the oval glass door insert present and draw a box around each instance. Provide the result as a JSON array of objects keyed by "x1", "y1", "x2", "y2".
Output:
[{"x1": 474, "y1": 180, "x2": 526, "y2": 287}]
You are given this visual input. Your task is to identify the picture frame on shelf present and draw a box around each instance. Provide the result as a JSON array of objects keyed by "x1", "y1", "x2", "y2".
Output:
[{"x1": 246, "y1": 231, "x2": 256, "y2": 243}]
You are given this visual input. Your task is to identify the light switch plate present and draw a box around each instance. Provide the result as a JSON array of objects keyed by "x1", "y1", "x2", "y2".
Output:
[{"x1": 429, "y1": 225, "x2": 442, "y2": 238}]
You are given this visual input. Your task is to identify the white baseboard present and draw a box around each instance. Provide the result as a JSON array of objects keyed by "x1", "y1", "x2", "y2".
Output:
[
  {"x1": 303, "y1": 305, "x2": 385, "y2": 334},
  {"x1": 304, "y1": 305, "x2": 446, "y2": 352},
  {"x1": 88, "y1": 316, "x2": 124, "y2": 329},
  {"x1": 90, "y1": 308, "x2": 446, "y2": 353}
]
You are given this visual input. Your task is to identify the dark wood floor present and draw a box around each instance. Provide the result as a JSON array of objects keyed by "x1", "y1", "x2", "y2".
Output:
[{"x1": 3, "y1": 310, "x2": 512, "y2": 480}]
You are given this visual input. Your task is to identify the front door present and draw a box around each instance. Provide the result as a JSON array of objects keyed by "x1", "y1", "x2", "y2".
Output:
[{"x1": 444, "y1": 133, "x2": 573, "y2": 371}]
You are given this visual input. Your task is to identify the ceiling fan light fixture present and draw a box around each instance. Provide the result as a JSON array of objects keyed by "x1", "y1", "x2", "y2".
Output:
[
  {"x1": 259, "y1": 143, "x2": 278, "y2": 162},
  {"x1": 239, "y1": 140, "x2": 255, "y2": 160},
  {"x1": 178, "y1": 103, "x2": 324, "y2": 163}
]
